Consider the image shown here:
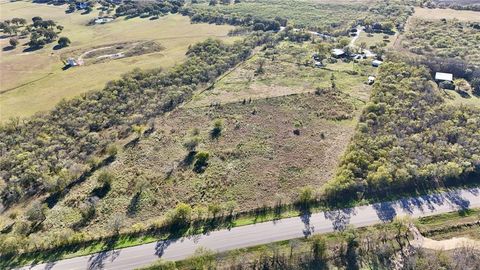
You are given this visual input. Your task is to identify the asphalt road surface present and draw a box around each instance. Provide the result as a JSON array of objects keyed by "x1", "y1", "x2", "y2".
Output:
[{"x1": 19, "y1": 187, "x2": 480, "y2": 270}]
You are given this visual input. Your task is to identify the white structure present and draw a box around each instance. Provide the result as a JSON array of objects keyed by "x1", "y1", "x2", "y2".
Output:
[
  {"x1": 332, "y1": 48, "x2": 346, "y2": 57},
  {"x1": 435, "y1": 72, "x2": 453, "y2": 82},
  {"x1": 67, "y1": 58, "x2": 78, "y2": 66},
  {"x1": 94, "y1": 17, "x2": 114, "y2": 24},
  {"x1": 372, "y1": 60, "x2": 383, "y2": 67},
  {"x1": 368, "y1": 76, "x2": 375, "y2": 84}
]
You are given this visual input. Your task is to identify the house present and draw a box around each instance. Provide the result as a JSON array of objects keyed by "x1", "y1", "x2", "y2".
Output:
[
  {"x1": 332, "y1": 48, "x2": 346, "y2": 58},
  {"x1": 368, "y1": 76, "x2": 375, "y2": 85},
  {"x1": 435, "y1": 72, "x2": 453, "y2": 82},
  {"x1": 372, "y1": 60, "x2": 383, "y2": 67}
]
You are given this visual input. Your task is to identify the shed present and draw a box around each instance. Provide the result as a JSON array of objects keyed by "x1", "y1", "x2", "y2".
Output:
[
  {"x1": 332, "y1": 48, "x2": 345, "y2": 58},
  {"x1": 372, "y1": 60, "x2": 383, "y2": 67},
  {"x1": 435, "y1": 72, "x2": 453, "y2": 82}
]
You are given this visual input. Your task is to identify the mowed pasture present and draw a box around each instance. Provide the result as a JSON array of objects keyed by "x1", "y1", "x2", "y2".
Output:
[
  {"x1": 0, "y1": 1, "x2": 236, "y2": 121},
  {"x1": 413, "y1": 7, "x2": 480, "y2": 21}
]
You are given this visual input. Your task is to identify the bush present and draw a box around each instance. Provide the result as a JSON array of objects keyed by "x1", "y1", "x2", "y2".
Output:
[
  {"x1": 97, "y1": 170, "x2": 115, "y2": 186},
  {"x1": 9, "y1": 38, "x2": 18, "y2": 48},
  {"x1": 210, "y1": 119, "x2": 223, "y2": 139},
  {"x1": 194, "y1": 151, "x2": 209, "y2": 173},
  {"x1": 439, "y1": 81, "x2": 454, "y2": 90},
  {"x1": 57, "y1": 36, "x2": 71, "y2": 47}
]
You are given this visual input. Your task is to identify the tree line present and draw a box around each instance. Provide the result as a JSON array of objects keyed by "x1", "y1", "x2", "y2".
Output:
[{"x1": 180, "y1": 7, "x2": 283, "y2": 32}]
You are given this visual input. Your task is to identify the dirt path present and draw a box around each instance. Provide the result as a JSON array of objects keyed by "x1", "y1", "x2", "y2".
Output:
[
  {"x1": 409, "y1": 224, "x2": 480, "y2": 251},
  {"x1": 77, "y1": 46, "x2": 113, "y2": 62}
]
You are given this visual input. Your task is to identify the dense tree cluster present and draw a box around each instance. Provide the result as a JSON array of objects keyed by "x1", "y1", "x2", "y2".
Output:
[
  {"x1": 0, "y1": 17, "x2": 65, "y2": 50},
  {"x1": 0, "y1": 33, "x2": 275, "y2": 208},
  {"x1": 181, "y1": 7, "x2": 282, "y2": 32},
  {"x1": 323, "y1": 61, "x2": 480, "y2": 202},
  {"x1": 115, "y1": 0, "x2": 185, "y2": 18}
]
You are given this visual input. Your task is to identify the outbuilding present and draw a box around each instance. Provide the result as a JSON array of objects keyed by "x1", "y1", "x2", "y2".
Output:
[
  {"x1": 332, "y1": 48, "x2": 346, "y2": 58},
  {"x1": 435, "y1": 72, "x2": 453, "y2": 82},
  {"x1": 372, "y1": 60, "x2": 383, "y2": 67}
]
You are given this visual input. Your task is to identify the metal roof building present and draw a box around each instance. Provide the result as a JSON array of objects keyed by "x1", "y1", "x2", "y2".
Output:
[{"x1": 435, "y1": 72, "x2": 453, "y2": 82}]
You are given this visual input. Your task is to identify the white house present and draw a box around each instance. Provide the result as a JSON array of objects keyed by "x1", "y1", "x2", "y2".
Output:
[
  {"x1": 372, "y1": 60, "x2": 383, "y2": 67},
  {"x1": 435, "y1": 72, "x2": 453, "y2": 82}
]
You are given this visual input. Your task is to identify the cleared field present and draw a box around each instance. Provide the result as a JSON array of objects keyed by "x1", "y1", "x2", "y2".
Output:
[
  {"x1": 189, "y1": 41, "x2": 374, "y2": 108},
  {"x1": 413, "y1": 7, "x2": 480, "y2": 21},
  {"x1": 0, "y1": 1, "x2": 236, "y2": 121},
  {"x1": 355, "y1": 31, "x2": 396, "y2": 49}
]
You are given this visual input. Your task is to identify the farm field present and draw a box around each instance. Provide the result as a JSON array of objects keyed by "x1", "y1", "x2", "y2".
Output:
[{"x1": 0, "y1": 1, "x2": 236, "y2": 121}]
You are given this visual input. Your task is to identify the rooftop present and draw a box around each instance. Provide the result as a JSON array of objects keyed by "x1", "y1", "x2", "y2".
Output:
[
  {"x1": 435, "y1": 72, "x2": 453, "y2": 82},
  {"x1": 332, "y1": 49, "x2": 345, "y2": 56}
]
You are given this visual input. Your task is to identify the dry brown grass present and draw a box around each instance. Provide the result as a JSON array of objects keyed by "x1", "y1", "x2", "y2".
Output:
[{"x1": 413, "y1": 7, "x2": 480, "y2": 22}]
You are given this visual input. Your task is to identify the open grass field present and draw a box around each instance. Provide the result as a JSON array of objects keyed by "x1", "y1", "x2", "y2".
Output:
[
  {"x1": 355, "y1": 30, "x2": 396, "y2": 50},
  {"x1": 189, "y1": 41, "x2": 374, "y2": 108},
  {"x1": 413, "y1": 7, "x2": 480, "y2": 22},
  {"x1": 0, "y1": 1, "x2": 237, "y2": 122}
]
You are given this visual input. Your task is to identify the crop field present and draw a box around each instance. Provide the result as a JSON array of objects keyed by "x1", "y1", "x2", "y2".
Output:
[{"x1": 0, "y1": 1, "x2": 236, "y2": 121}]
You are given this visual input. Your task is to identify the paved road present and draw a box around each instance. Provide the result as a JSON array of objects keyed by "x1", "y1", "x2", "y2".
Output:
[{"x1": 19, "y1": 187, "x2": 480, "y2": 270}]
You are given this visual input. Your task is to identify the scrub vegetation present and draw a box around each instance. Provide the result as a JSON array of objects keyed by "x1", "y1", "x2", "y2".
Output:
[
  {"x1": 186, "y1": 0, "x2": 413, "y2": 35},
  {"x1": 323, "y1": 61, "x2": 480, "y2": 203},
  {"x1": 402, "y1": 18, "x2": 480, "y2": 65}
]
